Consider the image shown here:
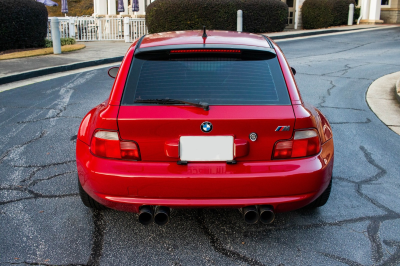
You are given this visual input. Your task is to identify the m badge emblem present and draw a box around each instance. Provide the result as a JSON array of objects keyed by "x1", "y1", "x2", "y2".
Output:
[{"x1": 275, "y1": 126, "x2": 290, "y2": 132}]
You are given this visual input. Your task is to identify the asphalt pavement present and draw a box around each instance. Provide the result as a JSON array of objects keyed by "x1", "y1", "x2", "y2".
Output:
[{"x1": 1, "y1": 27, "x2": 400, "y2": 266}]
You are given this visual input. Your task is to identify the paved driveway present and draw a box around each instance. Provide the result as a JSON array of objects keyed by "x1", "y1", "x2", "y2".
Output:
[{"x1": 1, "y1": 27, "x2": 400, "y2": 266}]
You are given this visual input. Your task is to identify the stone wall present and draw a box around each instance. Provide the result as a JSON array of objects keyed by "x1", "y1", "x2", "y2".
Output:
[{"x1": 381, "y1": 9, "x2": 400, "y2": 23}]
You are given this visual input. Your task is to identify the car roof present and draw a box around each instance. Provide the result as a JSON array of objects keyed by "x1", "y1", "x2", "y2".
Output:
[{"x1": 138, "y1": 30, "x2": 271, "y2": 49}]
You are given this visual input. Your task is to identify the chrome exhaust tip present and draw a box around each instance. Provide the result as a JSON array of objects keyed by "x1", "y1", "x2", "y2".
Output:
[
  {"x1": 241, "y1": 206, "x2": 259, "y2": 224},
  {"x1": 138, "y1": 205, "x2": 154, "y2": 225},
  {"x1": 154, "y1": 206, "x2": 170, "y2": 226},
  {"x1": 259, "y1": 205, "x2": 275, "y2": 224}
]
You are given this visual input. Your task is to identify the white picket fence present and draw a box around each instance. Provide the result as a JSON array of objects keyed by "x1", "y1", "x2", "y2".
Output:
[{"x1": 47, "y1": 17, "x2": 147, "y2": 42}]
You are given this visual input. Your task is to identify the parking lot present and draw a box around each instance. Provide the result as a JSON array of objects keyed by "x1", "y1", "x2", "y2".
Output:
[{"x1": 1, "y1": 27, "x2": 400, "y2": 265}]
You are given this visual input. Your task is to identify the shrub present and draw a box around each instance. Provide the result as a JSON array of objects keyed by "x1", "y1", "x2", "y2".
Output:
[
  {"x1": 301, "y1": 0, "x2": 334, "y2": 29},
  {"x1": 45, "y1": 39, "x2": 53, "y2": 48},
  {"x1": 0, "y1": 0, "x2": 48, "y2": 51},
  {"x1": 61, "y1": 38, "x2": 76, "y2": 46},
  {"x1": 354, "y1": 7, "x2": 361, "y2": 24},
  {"x1": 146, "y1": 0, "x2": 288, "y2": 34},
  {"x1": 302, "y1": 0, "x2": 356, "y2": 29},
  {"x1": 331, "y1": 0, "x2": 356, "y2": 26},
  {"x1": 44, "y1": 38, "x2": 76, "y2": 48}
]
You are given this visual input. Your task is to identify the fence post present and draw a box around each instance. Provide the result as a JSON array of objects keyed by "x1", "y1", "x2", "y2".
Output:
[
  {"x1": 51, "y1": 17, "x2": 62, "y2": 54},
  {"x1": 237, "y1": 10, "x2": 243, "y2": 32},
  {"x1": 348, "y1": 4, "x2": 354, "y2": 25},
  {"x1": 69, "y1": 17, "x2": 75, "y2": 38},
  {"x1": 98, "y1": 18, "x2": 103, "y2": 40},
  {"x1": 124, "y1": 17, "x2": 130, "y2": 43}
]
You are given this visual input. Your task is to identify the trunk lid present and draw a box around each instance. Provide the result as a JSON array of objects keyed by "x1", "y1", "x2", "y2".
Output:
[{"x1": 117, "y1": 105, "x2": 295, "y2": 162}]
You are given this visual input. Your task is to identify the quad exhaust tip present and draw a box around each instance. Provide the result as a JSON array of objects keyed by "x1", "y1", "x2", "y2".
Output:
[
  {"x1": 259, "y1": 205, "x2": 275, "y2": 224},
  {"x1": 138, "y1": 205, "x2": 154, "y2": 225},
  {"x1": 241, "y1": 206, "x2": 260, "y2": 224},
  {"x1": 138, "y1": 205, "x2": 171, "y2": 226},
  {"x1": 154, "y1": 206, "x2": 170, "y2": 226},
  {"x1": 241, "y1": 205, "x2": 275, "y2": 225}
]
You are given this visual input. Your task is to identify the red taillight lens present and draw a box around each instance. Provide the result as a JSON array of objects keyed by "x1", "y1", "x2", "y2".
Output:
[
  {"x1": 90, "y1": 130, "x2": 140, "y2": 160},
  {"x1": 273, "y1": 129, "x2": 321, "y2": 159}
]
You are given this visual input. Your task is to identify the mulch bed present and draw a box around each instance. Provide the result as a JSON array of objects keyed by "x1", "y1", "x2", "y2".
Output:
[{"x1": 0, "y1": 47, "x2": 45, "y2": 55}]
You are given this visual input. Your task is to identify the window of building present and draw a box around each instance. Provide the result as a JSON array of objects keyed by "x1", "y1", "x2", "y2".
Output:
[{"x1": 381, "y1": 0, "x2": 390, "y2": 6}]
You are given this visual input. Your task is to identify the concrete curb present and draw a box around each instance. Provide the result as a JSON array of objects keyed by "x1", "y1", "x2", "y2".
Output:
[
  {"x1": 396, "y1": 78, "x2": 400, "y2": 104},
  {"x1": 269, "y1": 27, "x2": 369, "y2": 40},
  {"x1": 0, "y1": 56, "x2": 123, "y2": 86},
  {"x1": 366, "y1": 71, "x2": 400, "y2": 136}
]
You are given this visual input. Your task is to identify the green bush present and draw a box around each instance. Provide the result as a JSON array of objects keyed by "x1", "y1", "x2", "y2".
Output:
[
  {"x1": 302, "y1": 0, "x2": 334, "y2": 29},
  {"x1": 61, "y1": 38, "x2": 76, "y2": 46},
  {"x1": 302, "y1": 0, "x2": 356, "y2": 29},
  {"x1": 354, "y1": 7, "x2": 361, "y2": 24},
  {"x1": 45, "y1": 39, "x2": 53, "y2": 48},
  {"x1": 332, "y1": 0, "x2": 356, "y2": 26},
  {"x1": 44, "y1": 38, "x2": 76, "y2": 48},
  {"x1": 146, "y1": 0, "x2": 288, "y2": 34},
  {"x1": 0, "y1": 0, "x2": 48, "y2": 52}
]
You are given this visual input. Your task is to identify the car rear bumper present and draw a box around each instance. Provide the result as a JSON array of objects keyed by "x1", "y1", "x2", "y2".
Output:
[{"x1": 76, "y1": 138, "x2": 334, "y2": 213}]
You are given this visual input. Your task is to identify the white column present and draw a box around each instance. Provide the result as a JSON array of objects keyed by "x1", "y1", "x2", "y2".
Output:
[
  {"x1": 369, "y1": 0, "x2": 381, "y2": 20},
  {"x1": 98, "y1": 0, "x2": 108, "y2": 15},
  {"x1": 362, "y1": 0, "x2": 371, "y2": 20},
  {"x1": 137, "y1": 0, "x2": 146, "y2": 15},
  {"x1": 93, "y1": 0, "x2": 98, "y2": 15},
  {"x1": 108, "y1": 0, "x2": 116, "y2": 15}
]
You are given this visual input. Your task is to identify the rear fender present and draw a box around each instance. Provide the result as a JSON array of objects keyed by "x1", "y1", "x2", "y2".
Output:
[
  {"x1": 293, "y1": 104, "x2": 332, "y2": 144},
  {"x1": 77, "y1": 101, "x2": 120, "y2": 145}
]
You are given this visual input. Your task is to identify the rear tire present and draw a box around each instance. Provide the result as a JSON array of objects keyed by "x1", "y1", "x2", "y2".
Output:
[
  {"x1": 78, "y1": 179, "x2": 106, "y2": 210},
  {"x1": 306, "y1": 178, "x2": 332, "y2": 209}
]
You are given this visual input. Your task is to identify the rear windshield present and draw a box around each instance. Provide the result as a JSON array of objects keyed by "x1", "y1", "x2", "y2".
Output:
[{"x1": 121, "y1": 50, "x2": 291, "y2": 106}]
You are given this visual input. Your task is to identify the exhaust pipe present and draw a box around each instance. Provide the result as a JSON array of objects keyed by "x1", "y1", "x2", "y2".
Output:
[
  {"x1": 241, "y1": 206, "x2": 259, "y2": 224},
  {"x1": 138, "y1": 205, "x2": 154, "y2": 225},
  {"x1": 259, "y1": 205, "x2": 275, "y2": 224},
  {"x1": 154, "y1": 206, "x2": 170, "y2": 226}
]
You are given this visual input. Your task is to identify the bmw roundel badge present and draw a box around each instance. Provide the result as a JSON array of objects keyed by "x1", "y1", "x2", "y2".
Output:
[{"x1": 201, "y1": 121, "x2": 213, "y2": 133}]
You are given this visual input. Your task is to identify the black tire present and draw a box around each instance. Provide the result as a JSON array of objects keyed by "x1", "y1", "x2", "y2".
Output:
[
  {"x1": 306, "y1": 178, "x2": 332, "y2": 209},
  {"x1": 78, "y1": 179, "x2": 106, "y2": 210}
]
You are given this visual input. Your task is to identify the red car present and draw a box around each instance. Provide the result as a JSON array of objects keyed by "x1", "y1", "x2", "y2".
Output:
[{"x1": 77, "y1": 30, "x2": 334, "y2": 226}]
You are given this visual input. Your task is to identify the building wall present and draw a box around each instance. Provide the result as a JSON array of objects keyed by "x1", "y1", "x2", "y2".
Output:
[{"x1": 381, "y1": 0, "x2": 400, "y2": 23}]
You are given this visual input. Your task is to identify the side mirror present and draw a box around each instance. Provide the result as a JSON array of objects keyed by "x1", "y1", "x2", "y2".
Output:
[
  {"x1": 108, "y1": 67, "x2": 119, "y2": 78},
  {"x1": 291, "y1": 67, "x2": 296, "y2": 75}
]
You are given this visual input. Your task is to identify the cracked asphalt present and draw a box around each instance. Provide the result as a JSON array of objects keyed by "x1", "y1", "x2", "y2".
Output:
[{"x1": 1, "y1": 27, "x2": 400, "y2": 266}]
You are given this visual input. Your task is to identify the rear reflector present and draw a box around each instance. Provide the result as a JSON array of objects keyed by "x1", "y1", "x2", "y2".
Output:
[
  {"x1": 170, "y1": 49, "x2": 241, "y2": 54},
  {"x1": 273, "y1": 129, "x2": 321, "y2": 159},
  {"x1": 91, "y1": 130, "x2": 140, "y2": 160}
]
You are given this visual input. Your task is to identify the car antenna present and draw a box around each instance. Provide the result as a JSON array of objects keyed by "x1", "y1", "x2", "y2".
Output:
[
  {"x1": 202, "y1": 26, "x2": 207, "y2": 44},
  {"x1": 202, "y1": 26, "x2": 207, "y2": 38}
]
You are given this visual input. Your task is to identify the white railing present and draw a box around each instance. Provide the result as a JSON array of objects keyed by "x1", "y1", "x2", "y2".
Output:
[
  {"x1": 47, "y1": 17, "x2": 147, "y2": 42},
  {"x1": 47, "y1": 18, "x2": 70, "y2": 39},
  {"x1": 128, "y1": 18, "x2": 147, "y2": 42}
]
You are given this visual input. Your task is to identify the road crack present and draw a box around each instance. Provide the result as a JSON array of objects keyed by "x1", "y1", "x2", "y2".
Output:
[{"x1": 196, "y1": 209, "x2": 266, "y2": 266}]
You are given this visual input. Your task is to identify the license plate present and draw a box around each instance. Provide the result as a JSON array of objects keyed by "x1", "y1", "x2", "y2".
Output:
[{"x1": 180, "y1": 136, "x2": 234, "y2": 162}]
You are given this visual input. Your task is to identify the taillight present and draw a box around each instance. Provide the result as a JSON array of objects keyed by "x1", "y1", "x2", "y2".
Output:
[
  {"x1": 90, "y1": 130, "x2": 140, "y2": 160},
  {"x1": 273, "y1": 129, "x2": 321, "y2": 159}
]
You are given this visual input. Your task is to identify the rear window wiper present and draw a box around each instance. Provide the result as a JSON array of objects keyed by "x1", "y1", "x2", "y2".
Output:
[{"x1": 134, "y1": 98, "x2": 209, "y2": 111}]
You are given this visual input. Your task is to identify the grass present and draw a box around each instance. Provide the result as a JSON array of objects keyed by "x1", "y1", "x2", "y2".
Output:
[{"x1": 0, "y1": 44, "x2": 86, "y2": 60}]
